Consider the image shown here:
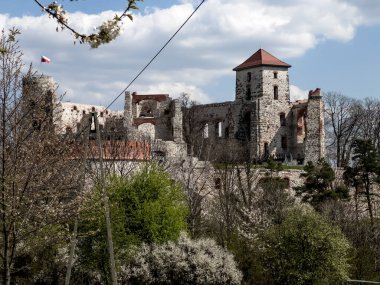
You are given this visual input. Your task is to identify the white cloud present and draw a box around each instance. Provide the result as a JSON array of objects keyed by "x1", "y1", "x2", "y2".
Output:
[
  {"x1": 135, "y1": 82, "x2": 211, "y2": 104},
  {"x1": 0, "y1": 0, "x2": 378, "y2": 109},
  {"x1": 290, "y1": 85, "x2": 308, "y2": 102}
]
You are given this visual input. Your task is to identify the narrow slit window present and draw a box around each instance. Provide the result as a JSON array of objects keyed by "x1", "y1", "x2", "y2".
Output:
[
  {"x1": 203, "y1": 123, "x2": 209, "y2": 138},
  {"x1": 264, "y1": 142, "x2": 269, "y2": 158},
  {"x1": 246, "y1": 86, "x2": 251, "y2": 100},
  {"x1": 274, "y1": 86, "x2": 279, "y2": 100},
  {"x1": 216, "y1": 122, "x2": 222, "y2": 138},
  {"x1": 281, "y1": 136, "x2": 288, "y2": 149}
]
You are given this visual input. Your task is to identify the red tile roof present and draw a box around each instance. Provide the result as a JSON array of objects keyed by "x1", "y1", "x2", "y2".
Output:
[{"x1": 233, "y1": 49, "x2": 291, "y2": 71}]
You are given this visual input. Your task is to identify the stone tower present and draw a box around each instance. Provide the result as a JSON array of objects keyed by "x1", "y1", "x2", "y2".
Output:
[
  {"x1": 304, "y1": 88, "x2": 325, "y2": 163},
  {"x1": 22, "y1": 75, "x2": 57, "y2": 131},
  {"x1": 233, "y1": 49, "x2": 291, "y2": 159}
]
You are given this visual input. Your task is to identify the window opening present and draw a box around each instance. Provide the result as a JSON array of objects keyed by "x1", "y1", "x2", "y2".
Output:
[
  {"x1": 214, "y1": 178, "x2": 221, "y2": 189},
  {"x1": 264, "y1": 142, "x2": 269, "y2": 158},
  {"x1": 245, "y1": 86, "x2": 251, "y2": 100},
  {"x1": 274, "y1": 86, "x2": 279, "y2": 100},
  {"x1": 203, "y1": 123, "x2": 209, "y2": 138},
  {"x1": 216, "y1": 122, "x2": 222, "y2": 138},
  {"x1": 225, "y1": 127, "x2": 229, "y2": 139},
  {"x1": 281, "y1": 136, "x2": 288, "y2": 149}
]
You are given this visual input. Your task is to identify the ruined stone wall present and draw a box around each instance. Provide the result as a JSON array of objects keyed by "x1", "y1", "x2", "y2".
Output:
[
  {"x1": 304, "y1": 89, "x2": 325, "y2": 163},
  {"x1": 288, "y1": 101, "x2": 308, "y2": 163},
  {"x1": 22, "y1": 75, "x2": 57, "y2": 132},
  {"x1": 184, "y1": 101, "x2": 258, "y2": 161},
  {"x1": 189, "y1": 102, "x2": 236, "y2": 139},
  {"x1": 55, "y1": 102, "x2": 122, "y2": 134},
  {"x1": 171, "y1": 100, "x2": 183, "y2": 142}
]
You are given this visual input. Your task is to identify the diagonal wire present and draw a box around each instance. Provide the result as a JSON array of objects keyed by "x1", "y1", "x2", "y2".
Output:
[
  {"x1": 69, "y1": 0, "x2": 206, "y2": 143},
  {"x1": 103, "y1": 0, "x2": 206, "y2": 111}
]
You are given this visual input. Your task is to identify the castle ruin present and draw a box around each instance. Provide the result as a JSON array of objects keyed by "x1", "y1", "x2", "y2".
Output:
[{"x1": 31, "y1": 49, "x2": 325, "y2": 165}]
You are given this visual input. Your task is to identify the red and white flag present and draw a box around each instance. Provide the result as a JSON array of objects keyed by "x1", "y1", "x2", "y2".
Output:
[{"x1": 41, "y1": 56, "x2": 51, "y2": 63}]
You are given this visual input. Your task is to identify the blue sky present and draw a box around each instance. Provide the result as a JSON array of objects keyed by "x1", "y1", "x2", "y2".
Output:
[{"x1": 1, "y1": 0, "x2": 380, "y2": 109}]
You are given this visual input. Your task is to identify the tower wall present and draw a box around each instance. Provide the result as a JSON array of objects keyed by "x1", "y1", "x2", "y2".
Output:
[{"x1": 22, "y1": 75, "x2": 57, "y2": 131}]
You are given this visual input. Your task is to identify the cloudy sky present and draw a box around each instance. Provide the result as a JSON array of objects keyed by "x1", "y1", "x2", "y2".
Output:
[{"x1": 1, "y1": 0, "x2": 379, "y2": 110}]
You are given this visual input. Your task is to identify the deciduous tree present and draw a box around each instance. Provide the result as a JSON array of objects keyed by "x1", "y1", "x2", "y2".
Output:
[
  {"x1": 0, "y1": 29, "x2": 84, "y2": 284},
  {"x1": 121, "y1": 232, "x2": 242, "y2": 285},
  {"x1": 263, "y1": 206, "x2": 351, "y2": 285},
  {"x1": 76, "y1": 163, "x2": 188, "y2": 282}
]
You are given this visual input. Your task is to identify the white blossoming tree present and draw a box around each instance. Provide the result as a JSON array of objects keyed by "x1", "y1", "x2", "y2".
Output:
[
  {"x1": 0, "y1": 29, "x2": 85, "y2": 285},
  {"x1": 32, "y1": 0, "x2": 142, "y2": 48},
  {"x1": 121, "y1": 233, "x2": 243, "y2": 285}
]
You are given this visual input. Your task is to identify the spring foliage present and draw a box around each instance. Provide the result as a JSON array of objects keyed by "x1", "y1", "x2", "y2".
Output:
[
  {"x1": 77, "y1": 163, "x2": 188, "y2": 281},
  {"x1": 263, "y1": 206, "x2": 351, "y2": 285},
  {"x1": 122, "y1": 232, "x2": 243, "y2": 285}
]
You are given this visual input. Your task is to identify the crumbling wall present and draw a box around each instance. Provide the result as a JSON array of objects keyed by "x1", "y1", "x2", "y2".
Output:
[{"x1": 304, "y1": 88, "x2": 325, "y2": 163}]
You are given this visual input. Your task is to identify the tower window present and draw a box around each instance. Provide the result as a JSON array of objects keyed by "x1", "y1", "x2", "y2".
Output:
[
  {"x1": 280, "y1": 113, "x2": 286, "y2": 126},
  {"x1": 203, "y1": 123, "x2": 209, "y2": 138},
  {"x1": 214, "y1": 178, "x2": 221, "y2": 190},
  {"x1": 274, "y1": 86, "x2": 279, "y2": 100},
  {"x1": 245, "y1": 86, "x2": 251, "y2": 100},
  {"x1": 274, "y1": 72, "x2": 278, "y2": 79},
  {"x1": 281, "y1": 136, "x2": 288, "y2": 149},
  {"x1": 247, "y1": 72, "x2": 252, "y2": 82},
  {"x1": 225, "y1": 127, "x2": 229, "y2": 138},
  {"x1": 264, "y1": 142, "x2": 269, "y2": 158},
  {"x1": 216, "y1": 122, "x2": 222, "y2": 138}
]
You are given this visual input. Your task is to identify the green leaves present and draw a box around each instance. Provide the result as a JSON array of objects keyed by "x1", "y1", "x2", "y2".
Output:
[
  {"x1": 119, "y1": 163, "x2": 188, "y2": 244},
  {"x1": 295, "y1": 159, "x2": 349, "y2": 210},
  {"x1": 263, "y1": 206, "x2": 351, "y2": 285},
  {"x1": 77, "y1": 163, "x2": 188, "y2": 281}
]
